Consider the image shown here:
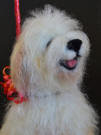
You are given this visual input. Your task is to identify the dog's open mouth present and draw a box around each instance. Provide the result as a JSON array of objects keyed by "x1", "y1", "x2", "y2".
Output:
[{"x1": 59, "y1": 57, "x2": 78, "y2": 70}]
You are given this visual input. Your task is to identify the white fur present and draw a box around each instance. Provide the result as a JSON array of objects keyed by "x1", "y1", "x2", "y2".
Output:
[{"x1": 0, "y1": 5, "x2": 98, "y2": 135}]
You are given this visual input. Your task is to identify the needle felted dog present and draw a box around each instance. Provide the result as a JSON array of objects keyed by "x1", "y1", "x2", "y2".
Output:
[{"x1": 0, "y1": 5, "x2": 98, "y2": 135}]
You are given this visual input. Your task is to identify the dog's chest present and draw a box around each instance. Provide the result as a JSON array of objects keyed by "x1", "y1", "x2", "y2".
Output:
[
  {"x1": 1, "y1": 94, "x2": 90, "y2": 135},
  {"x1": 14, "y1": 96, "x2": 73, "y2": 134}
]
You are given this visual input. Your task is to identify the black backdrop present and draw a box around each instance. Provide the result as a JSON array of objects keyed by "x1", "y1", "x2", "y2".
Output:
[{"x1": 0, "y1": 0, "x2": 101, "y2": 132}]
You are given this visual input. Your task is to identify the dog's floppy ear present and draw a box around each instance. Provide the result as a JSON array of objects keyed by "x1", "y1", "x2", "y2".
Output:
[{"x1": 10, "y1": 37, "x2": 30, "y2": 96}]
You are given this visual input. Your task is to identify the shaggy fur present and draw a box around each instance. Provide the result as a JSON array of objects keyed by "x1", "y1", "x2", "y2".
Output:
[{"x1": 0, "y1": 5, "x2": 98, "y2": 135}]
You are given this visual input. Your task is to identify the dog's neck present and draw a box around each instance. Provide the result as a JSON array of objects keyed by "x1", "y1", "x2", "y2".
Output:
[
  {"x1": 25, "y1": 85, "x2": 78, "y2": 100},
  {"x1": 28, "y1": 91, "x2": 61, "y2": 99}
]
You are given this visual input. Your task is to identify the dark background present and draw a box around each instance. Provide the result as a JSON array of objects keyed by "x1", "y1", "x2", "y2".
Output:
[{"x1": 0, "y1": 0, "x2": 101, "y2": 133}]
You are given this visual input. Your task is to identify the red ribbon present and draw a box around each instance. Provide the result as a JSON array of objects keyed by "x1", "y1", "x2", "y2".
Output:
[
  {"x1": 0, "y1": 66, "x2": 27, "y2": 104},
  {"x1": 0, "y1": 1, "x2": 26, "y2": 104},
  {"x1": 0, "y1": 1, "x2": 23, "y2": 104}
]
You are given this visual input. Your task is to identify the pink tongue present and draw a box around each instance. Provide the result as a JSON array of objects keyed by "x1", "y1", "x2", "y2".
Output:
[{"x1": 67, "y1": 59, "x2": 77, "y2": 68}]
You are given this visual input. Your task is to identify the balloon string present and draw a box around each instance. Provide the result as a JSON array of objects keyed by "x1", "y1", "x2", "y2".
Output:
[{"x1": 14, "y1": 0, "x2": 21, "y2": 38}]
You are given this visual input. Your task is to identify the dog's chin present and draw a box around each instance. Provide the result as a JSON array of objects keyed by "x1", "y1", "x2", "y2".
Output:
[{"x1": 59, "y1": 56, "x2": 80, "y2": 71}]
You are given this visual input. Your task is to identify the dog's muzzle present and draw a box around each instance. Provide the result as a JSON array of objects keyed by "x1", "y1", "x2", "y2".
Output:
[{"x1": 59, "y1": 39, "x2": 82, "y2": 70}]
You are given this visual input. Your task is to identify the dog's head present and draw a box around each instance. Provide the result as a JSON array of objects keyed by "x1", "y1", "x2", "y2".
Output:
[{"x1": 10, "y1": 5, "x2": 90, "y2": 96}]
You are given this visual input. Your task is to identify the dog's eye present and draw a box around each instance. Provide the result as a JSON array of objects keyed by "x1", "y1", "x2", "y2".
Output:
[{"x1": 46, "y1": 39, "x2": 53, "y2": 48}]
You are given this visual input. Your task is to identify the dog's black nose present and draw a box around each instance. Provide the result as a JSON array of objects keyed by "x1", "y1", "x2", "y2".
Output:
[{"x1": 67, "y1": 39, "x2": 82, "y2": 52}]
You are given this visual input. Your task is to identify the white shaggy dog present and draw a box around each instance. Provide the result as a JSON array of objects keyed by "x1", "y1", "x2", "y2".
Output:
[{"x1": 0, "y1": 5, "x2": 98, "y2": 135}]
